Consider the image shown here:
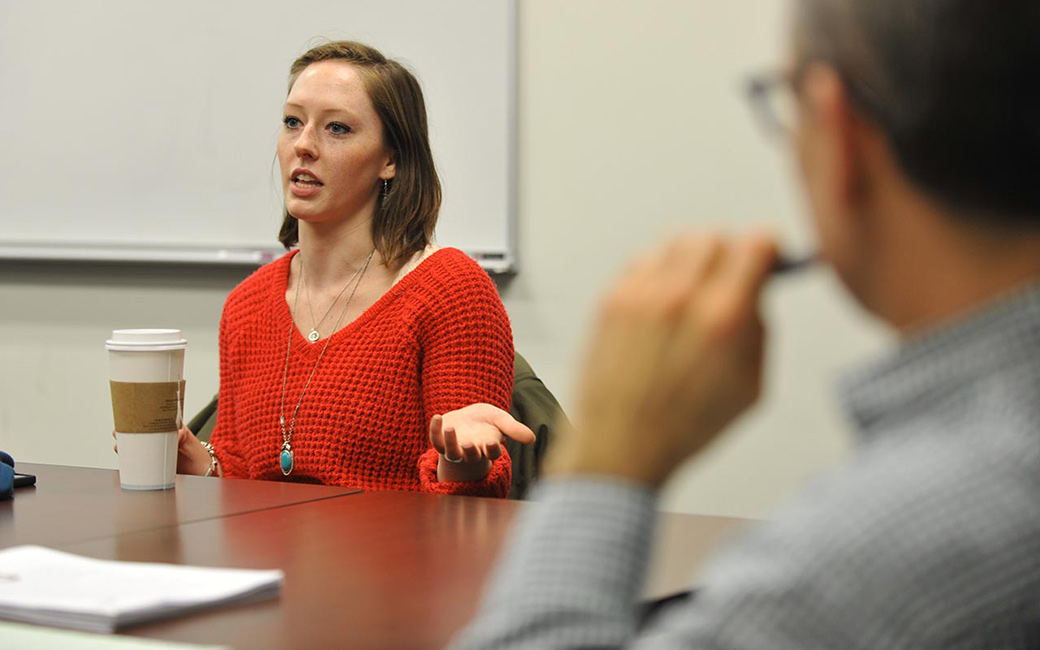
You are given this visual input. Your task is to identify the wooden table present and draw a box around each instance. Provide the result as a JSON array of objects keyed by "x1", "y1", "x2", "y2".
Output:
[
  {"x1": 2, "y1": 463, "x2": 358, "y2": 547},
  {"x1": 2, "y1": 464, "x2": 748, "y2": 649}
]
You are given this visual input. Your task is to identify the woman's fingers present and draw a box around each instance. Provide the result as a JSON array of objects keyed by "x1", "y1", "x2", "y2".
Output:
[
  {"x1": 434, "y1": 404, "x2": 528, "y2": 467},
  {"x1": 460, "y1": 440, "x2": 482, "y2": 464},
  {"x1": 176, "y1": 426, "x2": 194, "y2": 448},
  {"x1": 484, "y1": 441, "x2": 503, "y2": 461},
  {"x1": 442, "y1": 426, "x2": 466, "y2": 463},
  {"x1": 428, "y1": 413, "x2": 445, "y2": 453},
  {"x1": 444, "y1": 425, "x2": 499, "y2": 465},
  {"x1": 491, "y1": 409, "x2": 535, "y2": 444}
]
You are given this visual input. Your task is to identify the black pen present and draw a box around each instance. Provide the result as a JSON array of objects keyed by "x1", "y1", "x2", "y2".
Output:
[{"x1": 771, "y1": 253, "x2": 818, "y2": 276}]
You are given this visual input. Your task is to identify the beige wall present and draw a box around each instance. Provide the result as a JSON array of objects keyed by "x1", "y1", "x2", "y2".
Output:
[{"x1": 0, "y1": 0, "x2": 890, "y2": 518}]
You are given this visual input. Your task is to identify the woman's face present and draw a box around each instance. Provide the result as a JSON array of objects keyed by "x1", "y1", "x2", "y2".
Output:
[{"x1": 278, "y1": 60, "x2": 395, "y2": 227}]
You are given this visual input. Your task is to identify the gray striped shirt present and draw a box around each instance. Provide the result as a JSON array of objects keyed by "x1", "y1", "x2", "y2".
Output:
[{"x1": 453, "y1": 282, "x2": 1040, "y2": 649}]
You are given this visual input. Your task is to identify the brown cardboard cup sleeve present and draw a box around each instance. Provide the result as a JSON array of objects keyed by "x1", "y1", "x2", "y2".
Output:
[{"x1": 110, "y1": 380, "x2": 186, "y2": 434}]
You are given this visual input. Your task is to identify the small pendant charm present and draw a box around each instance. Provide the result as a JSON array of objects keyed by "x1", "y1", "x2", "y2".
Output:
[
  {"x1": 280, "y1": 443, "x2": 294, "y2": 476},
  {"x1": 307, "y1": 329, "x2": 320, "y2": 343}
]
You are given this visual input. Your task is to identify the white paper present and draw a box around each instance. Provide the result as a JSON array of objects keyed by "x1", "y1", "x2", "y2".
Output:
[
  {"x1": 0, "y1": 546, "x2": 283, "y2": 633},
  {"x1": 0, "y1": 621, "x2": 229, "y2": 649}
]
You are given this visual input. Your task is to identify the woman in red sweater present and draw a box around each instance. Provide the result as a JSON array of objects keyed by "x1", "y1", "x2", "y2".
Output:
[{"x1": 175, "y1": 41, "x2": 531, "y2": 497}]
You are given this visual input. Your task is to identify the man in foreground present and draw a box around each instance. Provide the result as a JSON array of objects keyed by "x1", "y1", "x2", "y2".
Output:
[{"x1": 453, "y1": 0, "x2": 1040, "y2": 647}]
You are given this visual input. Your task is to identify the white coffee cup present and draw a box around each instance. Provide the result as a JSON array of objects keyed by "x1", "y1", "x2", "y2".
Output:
[{"x1": 106, "y1": 329, "x2": 188, "y2": 490}]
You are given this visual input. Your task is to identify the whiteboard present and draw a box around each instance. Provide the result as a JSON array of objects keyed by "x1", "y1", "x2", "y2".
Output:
[{"x1": 0, "y1": 0, "x2": 516, "y2": 272}]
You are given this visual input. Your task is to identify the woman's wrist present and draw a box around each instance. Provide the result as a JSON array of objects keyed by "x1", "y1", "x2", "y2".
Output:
[
  {"x1": 436, "y1": 455, "x2": 492, "y2": 483},
  {"x1": 199, "y1": 441, "x2": 223, "y2": 477}
]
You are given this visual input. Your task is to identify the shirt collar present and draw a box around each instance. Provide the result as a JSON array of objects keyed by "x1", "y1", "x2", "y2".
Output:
[{"x1": 838, "y1": 280, "x2": 1040, "y2": 439}]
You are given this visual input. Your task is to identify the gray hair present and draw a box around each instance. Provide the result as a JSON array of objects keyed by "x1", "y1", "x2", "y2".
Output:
[{"x1": 794, "y1": 0, "x2": 1040, "y2": 224}]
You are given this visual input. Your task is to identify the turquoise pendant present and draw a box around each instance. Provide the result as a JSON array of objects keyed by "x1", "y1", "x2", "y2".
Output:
[{"x1": 280, "y1": 445, "x2": 294, "y2": 475}]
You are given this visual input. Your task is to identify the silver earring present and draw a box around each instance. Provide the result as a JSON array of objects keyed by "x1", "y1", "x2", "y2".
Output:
[{"x1": 381, "y1": 179, "x2": 390, "y2": 207}]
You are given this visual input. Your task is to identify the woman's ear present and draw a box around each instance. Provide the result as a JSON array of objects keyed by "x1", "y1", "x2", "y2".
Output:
[{"x1": 382, "y1": 151, "x2": 397, "y2": 180}]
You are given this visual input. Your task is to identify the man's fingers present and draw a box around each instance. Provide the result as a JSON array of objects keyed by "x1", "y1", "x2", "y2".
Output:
[
  {"x1": 666, "y1": 235, "x2": 724, "y2": 288},
  {"x1": 603, "y1": 235, "x2": 729, "y2": 331},
  {"x1": 724, "y1": 233, "x2": 780, "y2": 303},
  {"x1": 679, "y1": 233, "x2": 777, "y2": 344},
  {"x1": 615, "y1": 249, "x2": 666, "y2": 295}
]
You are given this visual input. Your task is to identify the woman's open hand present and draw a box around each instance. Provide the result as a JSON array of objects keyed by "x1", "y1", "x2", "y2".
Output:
[{"x1": 429, "y1": 404, "x2": 535, "y2": 482}]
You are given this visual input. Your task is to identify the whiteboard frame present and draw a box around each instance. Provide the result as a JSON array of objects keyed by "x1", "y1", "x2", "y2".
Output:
[
  {"x1": 0, "y1": 239, "x2": 516, "y2": 273},
  {"x1": 0, "y1": 0, "x2": 518, "y2": 275}
]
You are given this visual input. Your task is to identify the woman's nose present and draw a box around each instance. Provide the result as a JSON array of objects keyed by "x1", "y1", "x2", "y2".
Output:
[{"x1": 293, "y1": 124, "x2": 319, "y2": 160}]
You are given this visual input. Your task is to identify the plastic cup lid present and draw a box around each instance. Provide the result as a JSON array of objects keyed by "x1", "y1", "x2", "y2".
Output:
[{"x1": 106, "y1": 329, "x2": 188, "y2": 351}]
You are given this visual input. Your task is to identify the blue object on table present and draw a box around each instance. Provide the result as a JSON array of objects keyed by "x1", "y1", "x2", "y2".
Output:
[{"x1": 0, "y1": 451, "x2": 14, "y2": 500}]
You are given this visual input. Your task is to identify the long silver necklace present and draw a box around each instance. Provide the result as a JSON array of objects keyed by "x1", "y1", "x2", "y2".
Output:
[
  {"x1": 302, "y1": 261, "x2": 367, "y2": 343},
  {"x1": 278, "y1": 250, "x2": 375, "y2": 476}
]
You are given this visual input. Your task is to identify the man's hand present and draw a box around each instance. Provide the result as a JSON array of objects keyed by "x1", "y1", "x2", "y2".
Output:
[{"x1": 547, "y1": 233, "x2": 778, "y2": 487}]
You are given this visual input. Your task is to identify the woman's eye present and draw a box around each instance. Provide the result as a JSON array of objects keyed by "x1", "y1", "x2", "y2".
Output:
[
  {"x1": 329, "y1": 122, "x2": 351, "y2": 135},
  {"x1": 283, "y1": 116, "x2": 302, "y2": 129}
]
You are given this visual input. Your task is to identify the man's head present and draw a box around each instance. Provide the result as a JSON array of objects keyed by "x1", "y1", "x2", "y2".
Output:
[
  {"x1": 790, "y1": 0, "x2": 1040, "y2": 327},
  {"x1": 795, "y1": 0, "x2": 1040, "y2": 222}
]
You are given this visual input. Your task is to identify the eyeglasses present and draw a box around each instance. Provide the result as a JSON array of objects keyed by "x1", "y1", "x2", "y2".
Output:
[
  {"x1": 743, "y1": 71, "x2": 821, "y2": 278},
  {"x1": 746, "y1": 63, "x2": 891, "y2": 139},
  {"x1": 745, "y1": 70, "x2": 801, "y2": 138}
]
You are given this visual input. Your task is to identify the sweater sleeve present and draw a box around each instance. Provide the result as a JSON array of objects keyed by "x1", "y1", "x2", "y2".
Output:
[
  {"x1": 414, "y1": 251, "x2": 514, "y2": 497},
  {"x1": 209, "y1": 295, "x2": 248, "y2": 478}
]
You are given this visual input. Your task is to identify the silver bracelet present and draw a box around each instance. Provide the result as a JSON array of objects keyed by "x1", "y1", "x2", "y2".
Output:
[{"x1": 199, "y1": 441, "x2": 221, "y2": 477}]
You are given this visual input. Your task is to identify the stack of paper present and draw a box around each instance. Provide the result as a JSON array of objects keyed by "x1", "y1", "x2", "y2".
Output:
[
  {"x1": 0, "y1": 546, "x2": 283, "y2": 633},
  {"x1": 0, "y1": 620, "x2": 230, "y2": 649}
]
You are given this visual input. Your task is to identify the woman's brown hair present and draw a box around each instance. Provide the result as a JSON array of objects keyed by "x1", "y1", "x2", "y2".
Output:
[{"x1": 278, "y1": 40, "x2": 441, "y2": 266}]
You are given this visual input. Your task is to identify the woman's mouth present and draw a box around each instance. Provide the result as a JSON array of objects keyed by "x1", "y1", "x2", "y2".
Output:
[
  {"x1": 290, "y1": 169, "x2": 324, "y2": 197},
  {"x1": 292, "y1": 172, "x2": 323, "y2": 188}
]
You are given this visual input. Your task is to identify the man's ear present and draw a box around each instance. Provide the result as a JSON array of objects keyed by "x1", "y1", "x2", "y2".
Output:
[{"x1": 803, "y1": 64, "x2": 870, "y2": 209}]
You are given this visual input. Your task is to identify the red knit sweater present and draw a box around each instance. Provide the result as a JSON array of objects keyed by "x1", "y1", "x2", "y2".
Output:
[{"x1": 209, "y1": 248, "x2": 514, "y2": 497}]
